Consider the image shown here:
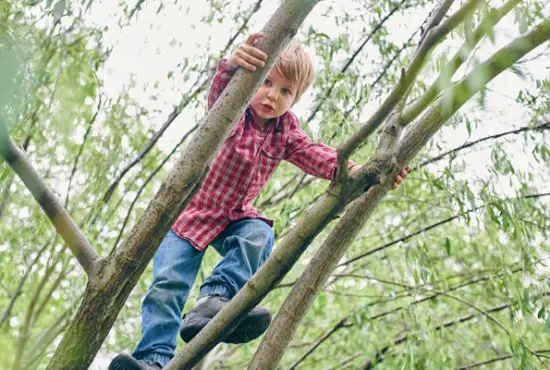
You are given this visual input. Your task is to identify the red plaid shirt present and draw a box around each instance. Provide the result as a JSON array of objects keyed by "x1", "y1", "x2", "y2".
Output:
[{"x1": 172, "y1": 59, "x2": 343, "y2": 251}]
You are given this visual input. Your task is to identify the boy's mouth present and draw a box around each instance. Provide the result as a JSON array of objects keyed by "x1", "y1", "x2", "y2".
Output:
[{"x1": 261, "y1": 104, "x2": 274, "y2": 112}]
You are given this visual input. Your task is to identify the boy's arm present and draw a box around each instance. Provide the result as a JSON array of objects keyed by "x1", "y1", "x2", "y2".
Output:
[
  {"x1": 284, "y1": 117, "x2": 410, "y2": 193},
  {"x1": 207, "y1": 59, "x2": 237, "y2": 110},
  {"x1": 285, "y1": 114, "x2": 410, "y2": 190},
  {"x1": 284, "y1": 114, "x2": 355, "y2": 181}
]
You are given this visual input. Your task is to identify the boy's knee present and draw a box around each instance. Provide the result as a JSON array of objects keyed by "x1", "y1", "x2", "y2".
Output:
[
  {"x1": 147, "y1": 279, "x2": 185, "y2": 304},
  {"x1": 244, "y1": 220, "x2": 274, "y2": 248}
]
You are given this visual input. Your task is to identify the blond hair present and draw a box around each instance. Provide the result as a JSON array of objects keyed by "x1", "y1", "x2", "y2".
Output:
[{"x1": 272, "y1": 40, "x2": 315, "y2": 104}]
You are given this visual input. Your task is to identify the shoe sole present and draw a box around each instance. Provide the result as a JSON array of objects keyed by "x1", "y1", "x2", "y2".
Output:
[
  {"x1": 180, "y1": 316, "x2": 211, "y2": 343},
  {"x1": 224, "y1": 314, "x2": 271, "y2": 344},
  {"x1": 180, "y1": 310, "x2": 272, "y2": 344}
]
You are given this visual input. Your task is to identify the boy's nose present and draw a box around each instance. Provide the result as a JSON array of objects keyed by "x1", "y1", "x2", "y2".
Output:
[{"x1": 267, "y1": 89, "x2": 278, "y2": 101}]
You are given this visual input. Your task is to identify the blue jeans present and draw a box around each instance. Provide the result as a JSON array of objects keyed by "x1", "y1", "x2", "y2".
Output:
[{"x1": 132, "y1": 218, "x2": 274, "y2": 366}]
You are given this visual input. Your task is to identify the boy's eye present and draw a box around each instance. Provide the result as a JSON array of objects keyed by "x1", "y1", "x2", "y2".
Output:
[
  {"x1": 282, "y1": 88, "x2": 292, "y2": 96},
  {"x1": 264, "y1": 79, "x2": 271, "y2": 86}
]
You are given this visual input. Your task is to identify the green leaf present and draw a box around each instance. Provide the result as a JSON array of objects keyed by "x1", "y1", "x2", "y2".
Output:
[
  {"x1": 52, "y1": 0, "x2": 65, "y2": 22},
  {"x1": 509, "y1": 65, "x2": 527, "y2": 80},
  {"x1": 538, "y1": 306, "x2": 546, "y2": 319},
  {"x1": 465, "y1": 118, "x2": 471, "y2": 136},
  {"x1": 444, "y1": 238, "x2": 451, "y2": 256},
  {"x1": 522, "y1": 288, "x2": 529, "y2": 310},
  {"x1": 0, "y1": 167, "x2": 11, "y2": 182}
]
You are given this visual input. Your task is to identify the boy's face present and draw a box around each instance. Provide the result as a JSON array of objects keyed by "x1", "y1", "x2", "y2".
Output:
[{"x1": 250, "y1": 71, "x2": 297, "y2": 124}]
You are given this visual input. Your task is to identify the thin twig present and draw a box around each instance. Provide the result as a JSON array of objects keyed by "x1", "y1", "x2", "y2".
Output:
[
  {"x1": 109, "y1": 124, "x2": 199, "y2": 254},
  {"x1": 65, "y1": 92, "x2": 102, "y2": 208}
]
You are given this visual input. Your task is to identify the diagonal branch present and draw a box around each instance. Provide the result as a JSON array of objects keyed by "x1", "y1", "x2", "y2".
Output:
[
  {"x1": 338, "y1": 0, "x2": 481, "y2": 161},
  {"x1": 419, "y1": 121, "x2": 550, "y2": 167},
  {"x1": 47, "y1": 1, "x2": 320, "y2": 368},
  {"x1": 0, "y1": 134, "x2": 31, "y2": 221},
  {"x1": 402, "y1": 0, "x2": 521, "y2": 124},
  {"x1": 0, "y1": 118, "x2": 100, "y2": 277},
  {"x1": 395, "y1": 18, "x2": 550, "y2": 167},
  {"x1": 458, "y1": 350, "x2": 550, "y2": 370},
  {"x1": 304, "y1": 0, "x2": 410, "y2": 124}
]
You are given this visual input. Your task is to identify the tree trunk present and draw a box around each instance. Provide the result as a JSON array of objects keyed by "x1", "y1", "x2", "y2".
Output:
[{"x1": 44, "y1": 0, "x2": 316, "y2": 367}]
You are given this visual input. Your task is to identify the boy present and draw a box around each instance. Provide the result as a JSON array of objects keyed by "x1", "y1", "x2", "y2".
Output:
[{"x1": 109, "y1": 33, "x2": 407, "y2": 370}]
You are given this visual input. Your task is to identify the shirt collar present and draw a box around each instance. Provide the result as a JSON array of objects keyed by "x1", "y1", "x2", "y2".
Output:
[{"x1": 246, "y1": 107, "x2": 282, "y2": 131}]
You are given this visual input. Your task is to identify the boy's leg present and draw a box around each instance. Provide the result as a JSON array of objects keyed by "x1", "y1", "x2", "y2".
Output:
[
  {"x1": 199, "y1": 218, "x2": 274, "y2": 298},
  {"x1": 130, "y1": 230, "x2": 204, "y2": 367},
  {"x1": 179, "y1": 218, "x2": 273, "y2": 343}
]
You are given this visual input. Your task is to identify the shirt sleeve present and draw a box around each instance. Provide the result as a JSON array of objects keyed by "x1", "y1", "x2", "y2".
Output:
[
  {"x1": 208, "y1": 58, "x2": 237, "y2": 110},
  {"x1": 284, "y1": 112, "x2": 356, "y2": 181}
]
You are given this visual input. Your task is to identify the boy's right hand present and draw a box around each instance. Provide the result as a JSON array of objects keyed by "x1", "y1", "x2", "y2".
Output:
[{"x1": 227, "y1": 32, "x2": 268, "y2": 71}]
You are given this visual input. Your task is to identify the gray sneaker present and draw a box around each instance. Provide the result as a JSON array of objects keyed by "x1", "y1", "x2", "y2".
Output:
[
  {"x1": 179, "y1": 295, "x2": 271, "y2": 344},
  {"x1": 108, "y1": 353, "x2": 162, "y2": 370}
]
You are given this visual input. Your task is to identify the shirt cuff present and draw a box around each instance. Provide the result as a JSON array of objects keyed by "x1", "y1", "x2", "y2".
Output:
[
  {"x1": 219, "y1": 58, "x2": 238, "y2": 74},
  {"x1": 330, "y1": 161, "x2": 359, "y2": 182}
]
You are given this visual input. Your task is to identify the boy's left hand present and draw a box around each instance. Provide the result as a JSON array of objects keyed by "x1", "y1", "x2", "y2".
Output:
[
  {"x1": 227, "y1": 32, "x2": 268, "y2": 71},
  {"x1": 348, "y1": 166, "x2": 410, "y2": 191},
  {"x1": 391, "y1": 167, "x2": 410, "y2": 190}
]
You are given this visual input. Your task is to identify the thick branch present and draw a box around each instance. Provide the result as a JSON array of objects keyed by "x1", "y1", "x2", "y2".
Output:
[
  {"x1": 338, "y1": 0, "x2": 481, "y2": 160},
  {"x1": 0, "y1": 118, "x2": 100, "y2": 277},
  {"x1": 396, "y1": 19, "x2": 550, "y2": 166},
  {"x1": 47, "y1": 1, "x2": 320, "y2": 369},
  {"x1": 250, "y1": 187, "x2": 391, "y2": 369},
  {"x1": 102, "y1": 0, "x2": 264, "y2": 203}
]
